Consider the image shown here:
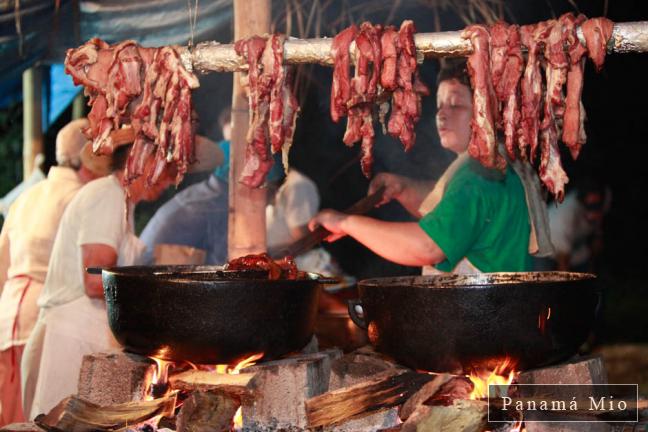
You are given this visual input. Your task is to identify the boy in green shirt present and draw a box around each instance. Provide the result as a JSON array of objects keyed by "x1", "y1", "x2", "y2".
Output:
[{"x1": 309, "y1": 59, "x2": 533, "y2": 274}]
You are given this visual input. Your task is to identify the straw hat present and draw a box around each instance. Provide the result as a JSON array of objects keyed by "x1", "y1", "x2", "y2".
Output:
[
  {"x1": 79, "y1": 142, "x2": 113, "y2": 176},
  {"x1": 187, "y1": 135, "x2": 225, "y2": 173},
  {"x1": 56, "y1": 118, "x2": 89, "y2": 166}
]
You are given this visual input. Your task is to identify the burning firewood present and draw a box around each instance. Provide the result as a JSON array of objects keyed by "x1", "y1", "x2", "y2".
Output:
[
  {"x1": 176, "y1": 391, "x2": 240, "y2": 432},
  {"x1": 305, "y1": 370, "x2": 437, "y2": 428},
  {"x1": 35, "y1": 393, "x2": 177, "y2": 432},
  {"x1": 400, "y1": 399, "x2": 488, "y2": 432},
  {"x1": 399, "y1": 373, "x2": 453, "y2": 421},
  {"x1": 169, "y1": 370, "x2": 256, "y2": 400}
]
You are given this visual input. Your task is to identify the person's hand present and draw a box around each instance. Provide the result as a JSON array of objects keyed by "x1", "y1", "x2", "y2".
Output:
[
  {"x1": 308, "y1": 209, "x2": 349, "y2": 242},
  {"x1": 368, "y1": 173, "x2": 408, "y2": 206}
]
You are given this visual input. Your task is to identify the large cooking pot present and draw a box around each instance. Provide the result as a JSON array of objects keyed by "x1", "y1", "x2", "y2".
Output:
[
  {"x1": 94, "y1": 265, "x2": 324, "y2": 364},
  {"x1": 348, "y1": 272, "x2": 599, "y2": 373}
]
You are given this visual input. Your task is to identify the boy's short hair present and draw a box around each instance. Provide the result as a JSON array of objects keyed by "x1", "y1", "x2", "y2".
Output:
[{"x1": 437, "y1": 58, "x2": 472, "y2": 90}]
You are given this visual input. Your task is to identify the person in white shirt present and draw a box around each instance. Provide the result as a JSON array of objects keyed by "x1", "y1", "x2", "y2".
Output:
[
  {"x1": 547, "y1": 175, "x2": 611, "y2": 272},
  {"x1": 0, "y1": 119, "x2": 110, "y2": 425},
  {"x1": 266, "y1": 169, "x2": 345, "y2": 278},
  {"x1": 20, "y1": 144, "x2": 175, "y2": 419}
]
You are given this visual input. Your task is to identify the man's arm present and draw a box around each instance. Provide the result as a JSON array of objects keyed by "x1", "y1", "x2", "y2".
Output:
[
  {"x1": 82, "y1": 243, "x2": 118, "y2": 298},
  {"x1": 310, "y1": 210, "x2": 446, "y2": 267}
]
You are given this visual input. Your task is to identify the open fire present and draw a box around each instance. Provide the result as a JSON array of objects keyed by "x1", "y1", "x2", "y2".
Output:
[
  {"x1": 467, "y1": 357, "x2": 525, "y2": 432},
  {"x1": 141, "y1": 352, "x2": 265, "y2": 430},
  {"x1": 468, "y1": 357, "x2": 518, "y2": 400}
]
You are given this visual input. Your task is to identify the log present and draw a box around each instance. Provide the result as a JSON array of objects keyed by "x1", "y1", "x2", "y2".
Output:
[
  {"x1": 328, "y1": 346, "x2": 408, "y2": 392},
  {"x1": 323, "y1": 348, "x2": 404, "y2": 432},
  {"x1": 179, "y1": 22, "x2": 648, "y2": 73},
  {"x1": 0, "y1": 424, "x2": 45, "y2": 432},
  {"x1": 399, "y1": 374, "x2": 453, "y2": 421},
  {"x1": 176, "y1": 391, "x2": 240, "y2": 432},
  {"x1": 400, "y1": 399, "x2": 488, "y2": 432},
  {"x1": 305, "y1": 371, "x2": 436, "y2": 428},
  {"x1": 36, "y1": 393, "x2": 177, "y2": 432},
  {"x1": 169, "y1": 370, "x2": 256, "y2": 399}
]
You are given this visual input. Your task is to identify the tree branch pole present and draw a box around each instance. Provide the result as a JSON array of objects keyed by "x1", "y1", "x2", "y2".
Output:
[
  {"x1": 228, "y1": 0, "x2": 271, "y2": 260},
  {"x1": 179, "y1": 21, "x2": 648, "y2": 73}
]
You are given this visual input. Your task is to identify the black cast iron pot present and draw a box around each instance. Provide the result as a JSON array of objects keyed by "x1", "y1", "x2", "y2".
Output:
[
  {"x1": 348, "y1": 272, "x2": 599, "y2": 373},
  {"x1": 90, "y1": 265, "x2": 324, "y2": 364}
]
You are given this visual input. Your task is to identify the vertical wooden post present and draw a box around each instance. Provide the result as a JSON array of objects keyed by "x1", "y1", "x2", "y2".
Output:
[
  {"x1": 22, "y1": 67, "x2": 43, "y2": 179},
  {"x1": 228, "y1": 0, "x2": 271, "y2": 259},
  {"x1": 72, "y1": 92, "x2": 86, "y2": 119}
]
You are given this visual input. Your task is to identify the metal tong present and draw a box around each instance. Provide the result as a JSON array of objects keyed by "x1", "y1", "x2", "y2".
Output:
[{"x1": 271, "y1": 185, "x2": 386, "y2": 259}]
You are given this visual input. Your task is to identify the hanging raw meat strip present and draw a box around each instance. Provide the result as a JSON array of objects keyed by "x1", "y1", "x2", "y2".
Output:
[
  {"x1": 581, "y1": 17, "x2": 614, "y2": 71},
  {"x1": 387, "y1": 20, "x2": 430, "y2": 152},
  {"x1": 65, "y1": 38, "x2": 199, "y2": 186},
  {"x1": 462, "y1": 24, "x2": 504, "y2": 170},
  {"x1": 560, "y1": 13, "x2": 588, "y2": 159},
  {"x1": 330, "y1": 25, "x2": 358, "y2": 123}
]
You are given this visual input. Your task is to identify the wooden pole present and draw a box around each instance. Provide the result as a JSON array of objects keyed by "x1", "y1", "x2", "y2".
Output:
[
  {"x1": 72, "y1": 92, "x2": 86, "y2": 119},
  {"x1": 22, "y1": 67, "x2": 43, "y2": 179},
  {"x1": 228, "y1": 0, "x2": 271, "y2": 259}
]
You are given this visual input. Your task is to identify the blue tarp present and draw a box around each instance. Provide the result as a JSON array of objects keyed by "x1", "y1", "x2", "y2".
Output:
[{"x1": 1, "y1": 0, "x2": 234, "y2": 124}]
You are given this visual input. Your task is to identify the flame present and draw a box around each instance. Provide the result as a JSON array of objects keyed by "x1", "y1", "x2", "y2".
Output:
[
  {"x1": 510, "y1": 422, "x2": 525, "y2": 431},
  {"x1": 231, "y1": 353, "x2": 264, "y2": 373},
  {"x1": 468, "y1": 357, "x2": 518, "y2": 400},
  {"x1": 145, "y1": 357, "x2": 174, "y2": 401},
  {"x1": 212, "y1": 353, "x2": 264, "y2": 430},
  {"x1": 233, "y1": 406, "x2": 243, "y2": 429}
]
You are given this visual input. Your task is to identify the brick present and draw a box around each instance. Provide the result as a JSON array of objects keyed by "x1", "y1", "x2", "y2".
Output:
[{"x1": 77, "y1": 350, "x2": 155, "y2": 406}]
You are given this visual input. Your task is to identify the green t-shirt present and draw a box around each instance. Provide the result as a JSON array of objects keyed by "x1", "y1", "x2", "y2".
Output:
[{"x1": 418, "y1": 158, "x2": 533, "y2": 273}]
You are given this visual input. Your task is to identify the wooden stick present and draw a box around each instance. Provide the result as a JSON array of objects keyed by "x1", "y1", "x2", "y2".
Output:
[
  {"x1": 179, "y1": 21, "x2": 648, "y2": 73},
  {"x1": 305, "y1": 371, "x2": 436, "y2": 428},
  {"x1": 36, "y1": 393, "x2": 177, "y2": 432},
  {"x1": 169, "y1": 370, "x2": 256, "y2": 399},
  {"x1": 399, "y1": 373, "x2": 453, "y2": 421}
]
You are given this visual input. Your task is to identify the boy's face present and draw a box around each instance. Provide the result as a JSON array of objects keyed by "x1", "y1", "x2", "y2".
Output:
[{"x1": 436, "y1": 79, "x2": 473, "y2": 154}]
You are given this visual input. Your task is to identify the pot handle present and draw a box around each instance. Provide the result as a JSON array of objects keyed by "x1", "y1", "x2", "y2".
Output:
[
  {"x1": 86, "y1": 267, "x2": 104, "y2": 275},
  {"x1": 308, "y1": 272, "x2": 341, "y2": 284},
  {"x1": 347, "y1": 299, "x2": 367, "y2": 329}
]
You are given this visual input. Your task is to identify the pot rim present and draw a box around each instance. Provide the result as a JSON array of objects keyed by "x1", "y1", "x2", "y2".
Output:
[
  {"x1": 358, "y1": 271, "x2": 596, "y2": 289},
  {"x1": 100, "y1": 265, "x2": 325, "y2": 285}
]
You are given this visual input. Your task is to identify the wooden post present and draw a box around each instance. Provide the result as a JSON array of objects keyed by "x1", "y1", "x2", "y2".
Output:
[
  {"x1": 72, "y1": 92, "x2": 86, "y2": 119},
  {"x1": 228, "y1": 0, "x2": 271, "y2": 259},
  {"x1": 22, "y1": 67, "x2": 43, "y2": 180}
]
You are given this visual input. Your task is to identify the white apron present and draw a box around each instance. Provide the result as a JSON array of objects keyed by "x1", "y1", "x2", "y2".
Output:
[
  {"x1": 418, "y1": 153, "x2": 481, "y2": 275},
  {"x1": 22, "y1": 231, "x2": 145, "y2": 419}
]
